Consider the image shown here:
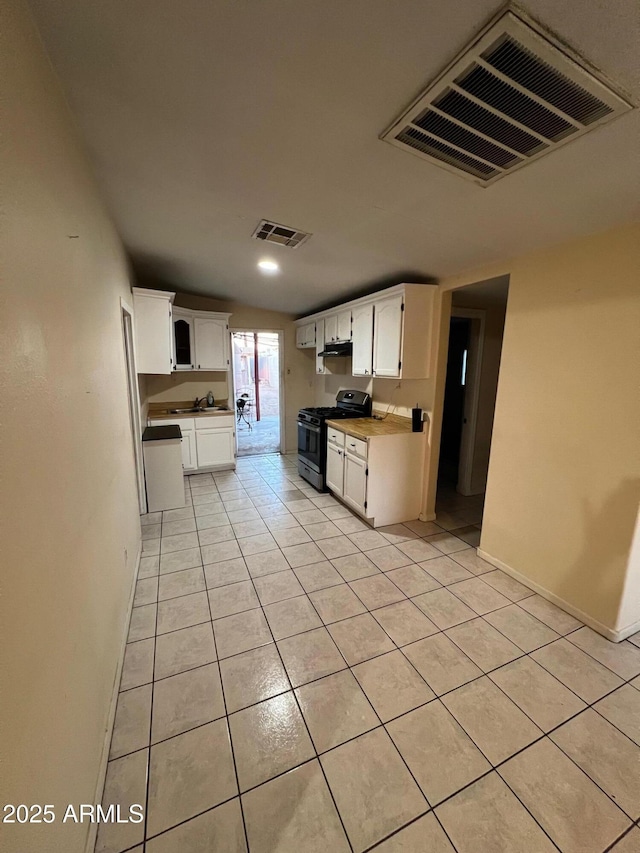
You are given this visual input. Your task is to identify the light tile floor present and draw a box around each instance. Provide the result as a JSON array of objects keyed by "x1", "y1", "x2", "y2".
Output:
[{"x1": 98, "y1": 454, "x2": 640, "y2": 853}]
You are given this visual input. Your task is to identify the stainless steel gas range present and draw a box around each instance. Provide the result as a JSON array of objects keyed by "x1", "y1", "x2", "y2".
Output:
[{"x1": 297, "y1": 389, "x2": 372, "y2": 490}]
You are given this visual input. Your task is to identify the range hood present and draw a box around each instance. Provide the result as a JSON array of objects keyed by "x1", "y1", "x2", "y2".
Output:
[{"x1": 318, "y1": 342, "x2": 352, "y2": 358}]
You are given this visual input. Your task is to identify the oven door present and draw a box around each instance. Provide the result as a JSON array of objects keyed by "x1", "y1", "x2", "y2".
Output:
[{"x1": 297, "y1": 420, "x2": 322, "y2": 472}]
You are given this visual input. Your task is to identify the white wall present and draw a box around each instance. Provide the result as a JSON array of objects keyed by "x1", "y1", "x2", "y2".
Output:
[{"x1": 0, "y1": 3, "x2": 141, "y2": 851}]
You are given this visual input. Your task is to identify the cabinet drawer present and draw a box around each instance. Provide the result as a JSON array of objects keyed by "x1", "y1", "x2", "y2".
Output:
[
  {"x1": 327, "y1": 427, "x2": 345, "y2": 447},
  {"x1": 148, "y1": 417, "x2": 195, "y2": 430},
  {"x1": 195, "y1": 415, "x2": 234, "y2": 430},
  {"x1": 344, "y1": 435, "x2": 367, "y2": 459}
]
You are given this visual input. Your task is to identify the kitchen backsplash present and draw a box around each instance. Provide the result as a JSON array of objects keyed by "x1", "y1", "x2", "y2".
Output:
[
  {"x1": 313, "y1": 366, "x2": 434, "y2": 422},
  {"x1": 144, "y1": 371, "x2": 229, "y2": 405}
]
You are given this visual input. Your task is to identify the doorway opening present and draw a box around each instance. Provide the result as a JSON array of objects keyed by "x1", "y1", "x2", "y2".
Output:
[
  {"x1": 121, "y1": 299, "x2": 146, "y2": 514},
  {"x1": 231, "y1": 330, "x2": 283, "y2": 456},
  {"x1": 435, "y1": 276, "x2": 509, "y2": 536}
]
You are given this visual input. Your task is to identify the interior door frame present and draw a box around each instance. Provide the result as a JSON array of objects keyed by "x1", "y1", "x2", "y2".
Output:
[
  {"x1": 451, "y1": 306, "x2": 486, "y2": 496},
  {"x1": 121, "y1": 297, "x2": 147, "y2": 514},
  {"x1": 230, "y1": 328, "x2": 286, "y2": 455}
]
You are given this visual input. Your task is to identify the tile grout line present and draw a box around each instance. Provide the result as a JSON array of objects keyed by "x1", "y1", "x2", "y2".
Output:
[
  {"x1": 132, "y1": 464, "x2": 640, "y2": 849},
  {"x1": 142, "y1": 497, "x2": 164, "y2": 853},
  {"x1": 240, "y1": 567, "x2": 356, "y2": 853},
  {"x1": 197, "y1": 499, "x2": 252, "y2": 853}
]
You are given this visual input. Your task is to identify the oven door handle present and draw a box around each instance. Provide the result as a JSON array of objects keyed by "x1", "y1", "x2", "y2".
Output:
[{"x1": 298, "y1": 420, "x2": 321, "y2": 434}]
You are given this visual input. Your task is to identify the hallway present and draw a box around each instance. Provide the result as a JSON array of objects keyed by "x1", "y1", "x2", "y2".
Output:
[{"x1": 99, "y1": 456, "x2": 640, "y2": 853}]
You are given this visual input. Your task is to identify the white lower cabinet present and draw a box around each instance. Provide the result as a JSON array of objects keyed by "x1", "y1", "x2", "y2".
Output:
[
  {"x1": 325, "y1": 442, "x2": 345, "y2": 496},
  {"x1": 343, "y1": 452, "x2": 367, "y2": 515},
  {"x1": 180, "y1": 428, "x2": 197, "y2": 471},
  {"x1": 325, "y1": 424, "x2": 426, "y2": 526},
  {"x1": 195, "y1": 427, "x2": 235, "y2": 468},
  {"x1": 148, "y1": 416, "x2": 235, "y2": 471}
]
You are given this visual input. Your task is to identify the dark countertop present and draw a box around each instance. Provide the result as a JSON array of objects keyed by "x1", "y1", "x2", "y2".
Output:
[{"x1": 143, "y1": 425, "x2": 183, "y2": 441}]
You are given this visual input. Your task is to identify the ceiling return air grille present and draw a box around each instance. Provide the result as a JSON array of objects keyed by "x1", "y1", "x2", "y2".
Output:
[
  {"x1": 252, "y1": 219, "x2": 311, "y2": 248},
  {"x1": 381, "y1": 8, "x2": 633, "y2": 185}
]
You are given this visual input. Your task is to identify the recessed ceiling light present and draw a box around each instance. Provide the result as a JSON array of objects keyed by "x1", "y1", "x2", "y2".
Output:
[{"x1": 258, "y1": 259, "x2": 280, "y2": 273}]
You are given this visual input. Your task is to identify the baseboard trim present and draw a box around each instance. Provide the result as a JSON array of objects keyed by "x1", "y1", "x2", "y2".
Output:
[
  {"x1": 614, "y1": 615, "x2": 640, "y2": 642},
  {"x1": 476, "y1": 548, "x2": 631, "y2": 643},
  {"x1": 419, "y1": 512, "x2": 437, "y2": 522},
  {"x1": 84, "y1": 540, "x2": 142, "y2": 853}
]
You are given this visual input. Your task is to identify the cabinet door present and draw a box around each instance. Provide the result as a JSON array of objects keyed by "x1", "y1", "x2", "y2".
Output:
[
  {"x1": 173, "y1": 314, "x2": 194, "y2": 370},
  {"x1": 181, "y1": 430, "x2": 197, "y2": 471},
  {"x1": 326, "y1": 442, "x2": 344, "y2": 496},
  {"x1": 133, "y1": 292, "x2": 173, "y2": 374},
  {"x1": 325, "y1": 315, "x2": 338, "y2": 344},
  {"x1": 351, "y1": 303, "x2": 374, "y2": 376},
  {"x1": 194, "y1": 318, "x2": 228, "y2": 370},
  {"x1": 305, "y1": 323, "x2": 316, "y2": 348},
  {"x1": 195, "y1": 428, "x2": 235, "y2": 467},
  {"x1": 296, "y1": 326, "x2": 305, "y2": 348},
  {"x1": 337, "y1": 310, "x2": 352, "y2": 342},
  {"x1": 315, "y1": 319, "x2": 326, "y2": 375},
  {"x1": 373, "y1": 295, "x2": 403, "y2": 378},
  {"x1": 343, "y1": 452, "x2": 367, "y2": 514}
]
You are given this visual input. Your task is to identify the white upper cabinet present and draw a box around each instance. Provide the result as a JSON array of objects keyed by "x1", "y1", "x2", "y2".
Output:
[
  {"x1": 337, "y1": 310, "x2": 352, "y2": 342},
  {"x1": 173, "y1": 308, "x2": 195, "y2": 370},
  {"x1": 132, "y1": 288, "x2": 174, "y2": 374},
  {"x1": 372, "y1": 294, "x2": 404, "y2": 378},
  {"x1": 351, "y1": 303, "x2": 374, "y2": 376},
  {"x1": 296, "y1": 322, "x2": 316, "y2": 349},
  {"x1": 134, "y1": 288, "x2": 231, "y2": 374},
  {"x1": 325, "y1": 314, "x2": 338, "y2": 344},
  {"x1": 315, "y1": 318, "x2": 326, "y2": 375},
  {"x1": 194, "y1": 316, "x2": 229, "y2": 370},
  {"x1": 295, "y1": 283, "x2": 437, "y2": 379}
]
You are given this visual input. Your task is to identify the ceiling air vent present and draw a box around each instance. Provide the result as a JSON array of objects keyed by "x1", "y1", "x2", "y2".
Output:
[
  {"x1": 252, "y1": 219, "x2": 311, "y2": 248},
  {"x1": 381, "y1": 8, "x2": 633, "y2": 185}
]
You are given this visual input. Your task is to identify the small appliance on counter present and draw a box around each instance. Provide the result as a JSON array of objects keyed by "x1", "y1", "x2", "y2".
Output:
[
  {"x1": 142, "y1": 425, "x2": 185, "y2": 512},
  {"x1": 297, "y1": 389, "x2": 372, "y2": 490}
]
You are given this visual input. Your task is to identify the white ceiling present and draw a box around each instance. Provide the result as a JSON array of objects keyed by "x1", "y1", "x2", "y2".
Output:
[{"x1": 30, "y1": 0, "x2": 640, "y2": 314}]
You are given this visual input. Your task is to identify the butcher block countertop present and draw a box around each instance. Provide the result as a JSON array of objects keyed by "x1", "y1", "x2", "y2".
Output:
[
  {"x1": 326, "y1": 412, "x2": 420, "y2": 439},
  {"x1": 148, "y1": 400, "x2": 232, "y2": 420}
]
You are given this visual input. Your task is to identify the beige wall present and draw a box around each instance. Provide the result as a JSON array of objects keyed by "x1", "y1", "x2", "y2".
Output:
[
  {"x1": 0, "y1": 3, "x2": 141, "y2": 851},
  {"x1": 144, "y1": 293, "x2": 314, "y2": 453},
  {"x1": 439, "y1": 223, "x2": 640, "y2": 635}
]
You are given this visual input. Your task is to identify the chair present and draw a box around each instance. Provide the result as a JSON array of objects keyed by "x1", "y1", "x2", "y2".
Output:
[{"x1": 236, "y1": 394, "x2": 253, "y2": 430}]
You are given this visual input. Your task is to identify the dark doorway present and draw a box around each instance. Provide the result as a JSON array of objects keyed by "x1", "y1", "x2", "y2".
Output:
[{"x1": 439, "y1": 317, "x2": 471, "y2": 485}]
